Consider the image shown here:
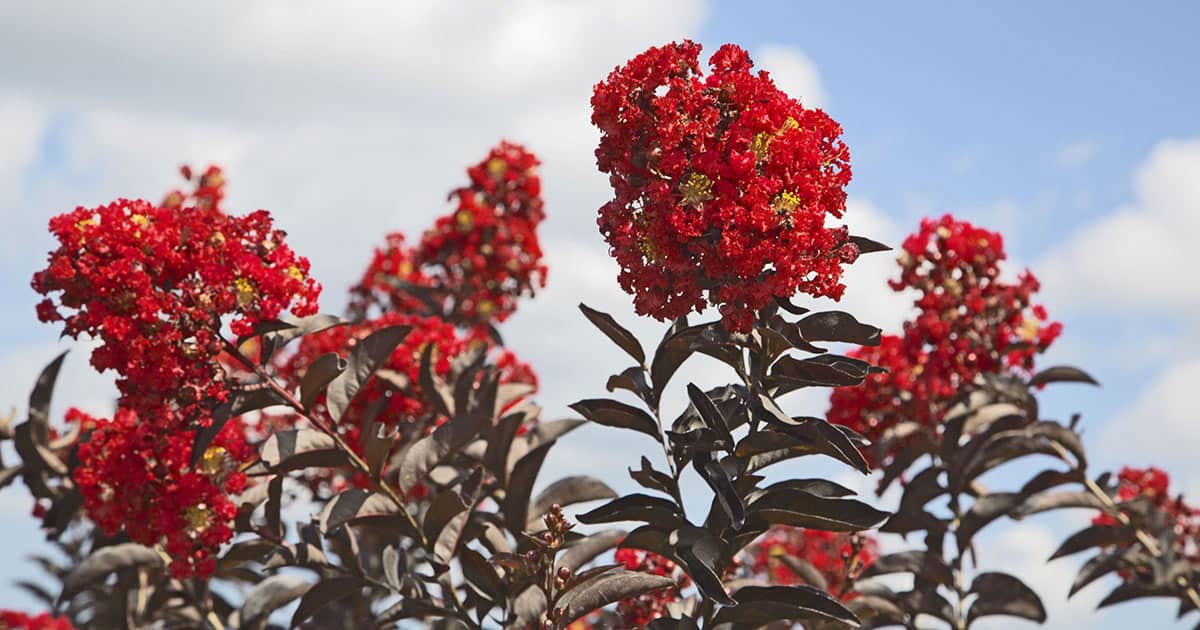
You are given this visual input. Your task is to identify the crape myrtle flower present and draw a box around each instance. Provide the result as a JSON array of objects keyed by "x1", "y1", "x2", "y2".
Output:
[{"x1": 592, "y1": 40, "x2": 858, "y2": 331}]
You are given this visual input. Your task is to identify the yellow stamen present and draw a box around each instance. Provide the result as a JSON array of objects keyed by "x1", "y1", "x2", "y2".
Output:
[
  {"x1": 234, "y1": 277, "x2": 256, "y2": 308},
  {"x1": 287, "y1": 265, "x2": 304, "y2": 282},
  {"x1": 943, "y1": 278, "x2": 962, "y2": 298},
  {"x1": 486, "y1": 157, "x2": 507, "y2": 178},
  {"x1": 679, "y1": 172, "x2": 713, "y2": 206},
  {"x1": 200, "y1": 445, "x2": 228, "y2": 475},
  {"x1": 751, "y1": 132, "x2": 773, "y2": 161},
  {"x1": 936, "y1": 226, "x2": 952, "y2": 239},
  {"x1": 183, "y1": 505, "x2": 211, "y2": 532},
  {"x1": 773, "y1": 191, "x2": 801, "y2": 214},
  {"x1": 640, "y1": 238, "x2": 661, "y2": 262},
  {"x1": 455, "y1": 210, "x2": 474, "y2": 232},
  {"x1": 1019, "y1": 317, "x2": 1041, "y2": 341}
]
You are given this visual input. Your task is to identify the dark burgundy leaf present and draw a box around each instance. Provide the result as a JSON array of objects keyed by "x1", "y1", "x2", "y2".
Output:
[
  {"x1": 606, "y1": 366, "x2": 652, "y2": 401},
  {"x1": 712, "y1": 585, "x2": 859, "y2": 627},
  {"x1": 577, "y1": 494, "x2": 682, "y2": 529},
  {"x1": 28, "y1": 351, "x2": 68, "y2": 445},
  {"x1": 861, "y1": 551, "x2": 953, "y2": 587},
  {"x1": 619, "y1": 525, "x2": 674, "y2": 558},
  {"x1": 1098, "y1": 580, "x2": 1177, "y2": 608},
  {"x1": 1050, "y1": 525, "x2": 1133, "y2": 560},
  {"x1": 59, "y1": 543, "x2": 163, "y2": 604},
  {"x1": 768, "y1": 354, "x2": 871, "y2": 389},
  {"x1": 849, "y1": 234, "x2": 891, "y2": 254},
  {"x1": 957, "y1": 493, "x2": 1024, "y2": 548},
  {"x1": 647, "y1": 617, "x2": 700, "y2": 630},
  {"x1": 774, "y1": 296, "x2": 811, "y2": 315},
  {"x1": 749, "y1": 488, "x2": 888, "y2": 532},
  {"x1": 561, "y1": 529, "x2": 627, "y2": 571},
  {"x1": 570, "y1": 398, "x2": 661, "y2": 442},
  {"x1": 779, "y1": 557, "x2": 829, "y2": 590},
  {"x1": 670, "y1": 525, "x2": 736, "y2": 607},
  {"x1": 694, "y1": 456, "x2": 745, "y2": 529},
  {"x1": 290, "y1": 576, "x2": 361, "y2": 628},
  {"x1": 751, "y1": 478, "x2": 857, "y2": 501},
  {"x1": 967, "y1": 572, "x2": 1047, "y2": 623},
  {"x1": 797, "y1": 311, "x2": 882, "y2": 346},
  {"x1": 317, "y1": 489, "x2": 406, "y2": 536},
  {"x1": 484, "y1": 409, "x2": 525, "y2": 483},
  {"x1": 503, "y1": 440, "x2": 555, "y2": 534},
  {"x1": 259, "y1": 429, "x2": 335, "y2": 468},
  {"x1": 362, "y1": 422, "x2": 397, "y2": 479},
  {"x1": 580, "y1": 303, "x2": 646, "y2": 364},
  {"x1": 433, "y1": 510, "x2": 471, "y2": 565},
  {"x1": 629, "y1": 456, "x2": 679, "y2": 498},
  {"x1": 192, "y1": 387, "x2": 285, "y2": 467},
  {"x1": 423, "y1": 490, "x2": 467, "y2": 550},
  {"x1": 1028, "y1": 365, "x2": 1100, "y2": 388},
  {"x1": 239, "y1": 575, "x2": 311, "y2": 626},
  {"x1": 686, "y1": 383, "x2": 733, "y2": 444},
  {"x1": 261, "y1": 313, "x2": 345, "y2": 360},
  {"x1": 398, "y1": 398, "x2": 493, "y2": 494},
  {"x1": 325, "y1": 325, "x2": 410, "y2": 422},
  {"x1": 527, "y1": 476, "x2": 618, "y2": 529},
  {"x1": 460, "y1": 547, "x2": 506, "y2": 604},
  {"x1": 1069, "y1": 549, "x2": 1122, "y2": 597},
  {"x1": 299, "y1": 352, "x2": 344, "y2": 409},
  {"x1": 265, "y1": 475, "x2": 283, "y2": 538},
  {"x1": 419, "y1": 342, "x2": 454, "y2": 417},
  {"x1": 1012, "y1": 490, "x2": 1107, "y2": 519},
  {"x1": 559, "y1": 571, "x2": 677, "y2": 625}
]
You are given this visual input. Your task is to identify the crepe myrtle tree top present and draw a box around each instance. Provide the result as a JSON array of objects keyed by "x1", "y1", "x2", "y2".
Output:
[{"x1": 3, "y1": 38, "x2": 1192, "y2": 630}]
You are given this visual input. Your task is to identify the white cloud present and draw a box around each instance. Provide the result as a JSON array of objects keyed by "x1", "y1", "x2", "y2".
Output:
[
  {"x1": 1040, "y1": 138, "x2": 1200, "y2": 316},
  {"x1": 754, "y1": 45, "x2": 827, "y2": 109},
  {"x1": 1057, "y1": 142, "x2": 1098, "y2": 167},
  {"x1": 0, "y1": 96, "x2": 46, "y2": 203},
  {"x1": 1095, "y1": 358, "x2": 1200, "y2": 497}
]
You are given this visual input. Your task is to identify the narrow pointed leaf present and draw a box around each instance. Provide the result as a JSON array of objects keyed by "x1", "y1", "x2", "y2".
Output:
[
  {"x1": 580, "y1": 303, "x2": 645, "y2": 364},
  {"x1": 570, "y1": 399, "x2": 661, "y2": 442},
  {"x1": 325, "y1": 325, "x2": 410, "y2": 422}
]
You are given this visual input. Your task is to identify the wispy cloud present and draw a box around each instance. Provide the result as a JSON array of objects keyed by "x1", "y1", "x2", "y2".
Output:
[{"x1": 1057, "y1": 141, "x2": 1099, "y2": 167}]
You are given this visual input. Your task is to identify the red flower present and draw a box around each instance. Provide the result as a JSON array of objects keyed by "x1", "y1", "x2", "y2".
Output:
[
  {"x1": 610, "y1": 548, "x2": 691, "y2": 627},
  {"x1": 32, "y1": 169, "x2": 320, "y2": 424},
  {"x1": 744, "y1": 527, "x2": 878, "y2": 598},
  {"x1": 352, "y1": 142, "x2": 547, "y2": 327},
  {"x1": 828, "y1": 214, "x2": 1061, "y2": 465},
  {"x1": 1091, "y1": 466, "x2": 1200, "y2": 579},
  {"x1": 592, "y1": 41, "x2": 857, "y2": 331},
  {"x1": 33, "y1": 167, "x2": 320, "y2": 577},
  {"x1": 0, "y1": 610, "x2": 75, "y2": 630},
  {"x1": 70, "y1": 407, "x2": 254, "y2": 578}
]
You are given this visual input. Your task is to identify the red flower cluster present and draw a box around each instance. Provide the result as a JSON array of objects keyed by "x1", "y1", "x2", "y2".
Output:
[
  {"x1": 1093, "y1": 466, "x2": 1200, "y2": 567},
  {"x1": 352, "y1": 142, "x2": 547, "y2": 326},
  {"x1": 269, "y1": 313, "x2": 538, "y2": 495},
  {"x1": 744, "y1": 527, "x2": 878, "y2": 598},
  {"x1": 828, "y1": 214, "x2": 1061, "y2": 459},
  {"x1": 70, "y1": 407, "x2": 254, "y2": 578},
  {"x1": 32, "y1": 167, "x2": 320, "y2": 577},
  {"x1": 610, "y1": 548, "x2": 690, "y2": 627},
  {"x1": 0, "y1": 610, "x2": 74, "y2": 630},
  {"x1": 592, "y1": 41, "x2": 858, "y2": 331},
  {"x1": 32, "y1": 168, "x2": 320, "y2": 421}
]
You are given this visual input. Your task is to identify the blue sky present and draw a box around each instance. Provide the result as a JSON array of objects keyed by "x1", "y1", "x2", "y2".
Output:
[{"x1": 0, "y1": 3, "x2": 1196, "y2": 627}]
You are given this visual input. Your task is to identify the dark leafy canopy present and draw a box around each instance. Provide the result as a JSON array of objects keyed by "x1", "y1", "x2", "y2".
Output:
[{"x1": 569, "y1": 297, "x2": 897, "y2": 628}]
